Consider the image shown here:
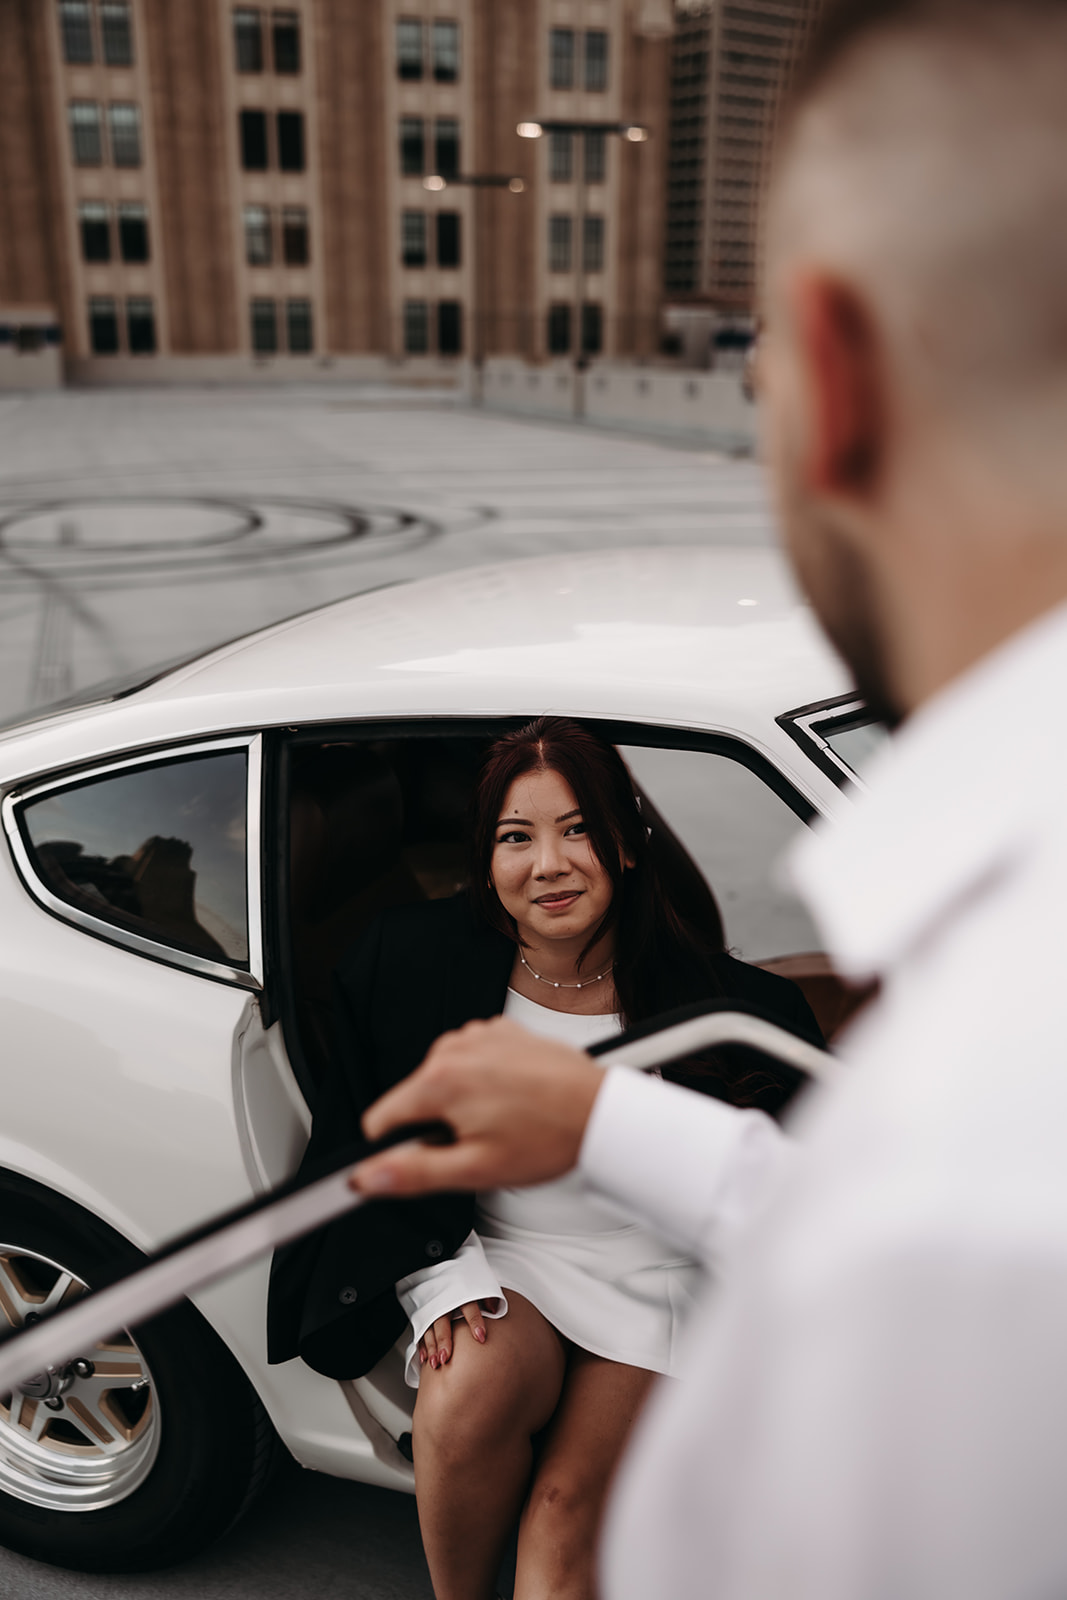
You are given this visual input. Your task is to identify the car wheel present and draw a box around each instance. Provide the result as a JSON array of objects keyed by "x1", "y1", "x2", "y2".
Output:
[{"x1": 0, "y1": 1174, "x2": 279, "y2": 1572}]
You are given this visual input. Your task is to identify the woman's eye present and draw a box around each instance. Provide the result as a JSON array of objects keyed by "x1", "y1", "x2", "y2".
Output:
[
  {"x1": 497, "y1": 830, "x2": 529, "y2": 845},
  {"x1": 564, "y1": 822, "x2": 587, "y2": 837}
]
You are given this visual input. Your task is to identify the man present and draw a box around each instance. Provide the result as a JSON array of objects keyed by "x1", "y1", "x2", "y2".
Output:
[{"x1": 354, "y1": 2, "x2": 1067, "y2": 1594}]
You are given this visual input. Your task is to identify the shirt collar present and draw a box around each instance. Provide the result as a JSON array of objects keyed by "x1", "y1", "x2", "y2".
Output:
[{"x1": 789, "y1": 600, "x2": 1067, "y2": 981}]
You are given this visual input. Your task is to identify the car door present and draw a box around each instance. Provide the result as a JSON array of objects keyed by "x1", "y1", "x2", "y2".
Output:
[{"x1": 1, "y1": 731, "x2": 403, "y2": 1493}]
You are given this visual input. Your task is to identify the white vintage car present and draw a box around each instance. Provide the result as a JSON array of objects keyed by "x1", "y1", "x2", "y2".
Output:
[{"x1": 0, "y1": 546, "x2": 879, "y2": 1572}]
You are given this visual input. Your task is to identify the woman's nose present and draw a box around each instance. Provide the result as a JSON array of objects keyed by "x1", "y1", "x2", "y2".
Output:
[{"x1": 533, "y1": 836, "x2": 568, "y2": 877}]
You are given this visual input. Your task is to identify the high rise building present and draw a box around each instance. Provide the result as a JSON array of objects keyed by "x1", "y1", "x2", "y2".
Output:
[
  {"x1": 664, "y1": 0, "x2": 817, "y2": 316},
  {"x1": 0, "y1": 0, "x2": 672, "y2": 383}
]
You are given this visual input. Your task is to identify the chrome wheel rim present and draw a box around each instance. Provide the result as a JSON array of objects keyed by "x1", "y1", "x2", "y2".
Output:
[{"x1": 0, "y1": 1243, "x2": 160, "y2": 1511}]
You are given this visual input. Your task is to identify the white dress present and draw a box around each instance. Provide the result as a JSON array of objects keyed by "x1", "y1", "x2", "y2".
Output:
[{"x1": 395, "y1": 989, "x2": 706, "y2": 1387}]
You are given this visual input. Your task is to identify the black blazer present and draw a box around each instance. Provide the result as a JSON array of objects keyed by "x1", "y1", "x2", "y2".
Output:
[{"x1": 267, "y1": 893, "x2": 822, "y2": 1379}]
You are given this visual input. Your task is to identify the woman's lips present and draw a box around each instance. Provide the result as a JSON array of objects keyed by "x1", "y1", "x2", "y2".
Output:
[{"x1": 534, "y1": 891, "x2": 582, "y2": 910}]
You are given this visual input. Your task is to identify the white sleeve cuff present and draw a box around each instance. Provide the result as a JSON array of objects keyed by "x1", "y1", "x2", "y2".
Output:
[
  {"x1": 578, "y1": 1066, "x2": 794, "y2": 1268},
  {"x1": 396, "y1": 1230, "x2": 508, "y2": 1388}
]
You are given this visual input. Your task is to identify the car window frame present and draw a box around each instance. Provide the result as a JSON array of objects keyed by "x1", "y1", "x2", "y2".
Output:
[
  {"x1": 2, "y1": 734, "x2": 264, "y2": 991},
  {"x1": 776, "y1": 693, "x2": 880, "y2": 791}
]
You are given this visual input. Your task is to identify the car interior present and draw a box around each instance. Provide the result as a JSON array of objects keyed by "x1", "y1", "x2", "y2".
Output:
[{"x1": 280, "y1": 726, "x2": 875, "y2": 1109}]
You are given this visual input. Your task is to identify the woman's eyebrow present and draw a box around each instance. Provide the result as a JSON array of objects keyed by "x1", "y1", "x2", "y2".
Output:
[
  {"x1": 555, "y1": 809, "x2": 582, "y2": 824},
  {"x1": 497, "y1": 816, "x2": 532, "y2": 828}
]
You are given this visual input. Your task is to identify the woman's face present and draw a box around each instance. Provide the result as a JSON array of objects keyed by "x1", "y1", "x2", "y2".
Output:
[{"x1": 490, "y1": 767, "x2": 619, "y2": 948}]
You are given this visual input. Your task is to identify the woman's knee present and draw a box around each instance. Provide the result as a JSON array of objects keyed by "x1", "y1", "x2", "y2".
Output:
[
  {"x1": 415, "y1": 1344, "x2": 546, "y2": 1463},
  {"x1": 522, "y1": 1467, "x2": 602, "y2": 1554}
]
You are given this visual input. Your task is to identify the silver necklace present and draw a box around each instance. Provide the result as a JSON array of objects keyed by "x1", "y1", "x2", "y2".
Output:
[{"x1": 519, "y1": 950, "x2": 614, "y2": 991}]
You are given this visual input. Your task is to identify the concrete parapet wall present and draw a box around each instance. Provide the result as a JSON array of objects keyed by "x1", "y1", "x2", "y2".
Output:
[
  {"x1": 64, "y1": 354, "x2": 466, "y2": 388},
  {"x1": 478, "y1": 359, "x2": 758, "y2": 452}
]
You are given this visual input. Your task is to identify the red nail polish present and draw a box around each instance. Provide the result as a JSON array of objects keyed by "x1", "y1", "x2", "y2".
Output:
[{"x1": 474, "y1": 1326, "x2": 486, "y2": 1344}]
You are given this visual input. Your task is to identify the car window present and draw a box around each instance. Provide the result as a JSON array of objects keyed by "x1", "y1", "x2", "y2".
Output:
[
  {"x1": 820, "y1": 718, "x2": 887, "y2": 775},
  {"x1": 620, "y1": 745, "x2": 821, "y2": 961},
  {"x1": 18, "y1": 750, "x2": 249, "y2": 964}
]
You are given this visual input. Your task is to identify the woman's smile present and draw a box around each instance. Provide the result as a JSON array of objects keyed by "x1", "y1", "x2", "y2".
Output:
[{"x1": 533, "y1": 889, "x2": 584, "y2": 910}]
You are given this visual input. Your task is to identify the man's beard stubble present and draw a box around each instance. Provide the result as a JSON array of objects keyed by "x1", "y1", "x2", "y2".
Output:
[{"x1": 786, "y1": 505, "x2": 905, "y2": 732}]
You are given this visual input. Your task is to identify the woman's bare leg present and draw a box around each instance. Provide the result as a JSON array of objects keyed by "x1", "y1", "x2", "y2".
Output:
[
  {"x1": 413, "y1": 1291, "x2": 567, "y2": 1600},
  {"x1": 514, "y1": 1350, "x2": 656, "y2": 1600}
]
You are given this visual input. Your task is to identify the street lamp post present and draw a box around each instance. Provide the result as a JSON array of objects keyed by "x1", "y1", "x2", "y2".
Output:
[
  {"x1": 422, "y1": 171, "x2": 525, "y2": 405},
  {"x1": 517, "y1": 120, "x2": 649, "y2": 419}
]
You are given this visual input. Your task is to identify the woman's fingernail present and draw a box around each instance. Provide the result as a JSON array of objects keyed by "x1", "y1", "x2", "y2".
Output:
[
  {"x1": 419, "y1": 1350, "x2": 426, "y2": 1365},
  {"x1": 441, "y1": 1349, "x2": 450, "y2": 1364},
  {"x1": 474, "y1": 1326, "x2": 486, "y2": 1344}
]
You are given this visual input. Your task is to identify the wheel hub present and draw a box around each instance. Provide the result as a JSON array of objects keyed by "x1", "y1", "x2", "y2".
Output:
[{"x1": 0, "y1": 1243, "x2": 161, "y2": 1511}]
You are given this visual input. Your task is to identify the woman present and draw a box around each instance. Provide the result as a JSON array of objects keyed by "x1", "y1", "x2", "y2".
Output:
[{"x1": 268, "y1": 717, "x2": 821, "y2": 1600}]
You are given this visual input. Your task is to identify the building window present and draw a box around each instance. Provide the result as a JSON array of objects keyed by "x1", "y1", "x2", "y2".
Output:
[
  {"x1": 547, "y1": 303, "x2": 571, "y2": 354},
  {"x1": 69, "y1": 102, "x2": 103, "y2": 167},
  {"x1": 583, "y1": 214, "x2": 605, "y2": 273},
  {"x1": 126, "y1": 296, "x2": 156, "y2": 354},
  {"x1": 584, "y1": 129, "x2": 606, "y2": 184},
  {"x1": 272, "y1": 9, "x2": 300, "y2": 72},
  {"x1": 438, "y1": 301, "x2": 462, "y2": 355},
  {"x1": 584, "y1": 30, "x2": 609, "y2": 91},
  {"x1": 402, "y1": 210, "x2": 427, "y2": 268},
  {"x1": 282, "y1": 206, "x2": 309, "y2": 265},
  {"x1": 581, "y1": 301, "x2": 603, "y2": 355},
  {"x1": 118, "y1": 201, "x2": 149, "y2": 262},
  {"x1": 240, "y1": 109, "x2": 268, "y2": 169},
  {"x1": 244, "y1": 205, "x2": 272, "y2": 265},
  {"x1": 89, "y1": 296, "x2": 119, "y2": 354},
  {"x1": 234, "y1": 8, "x2": 263, "y2": 72},
  {"x1": 549, "y1": 131, "x2": 573, "y2": 183},
  {"x1": 277, "y1": 110, "x2": 304, "y2": 171},
  {"x1": 404, "y1": 299, "x2": 429, "y2": 353},
  {"x1": 251, "y1": 298, "x2": 278, "y2": 353},
  {"x1": 100, "y1": 2, "x2": 133, "y2": 66},
  {"x1": 59, "y1": 1, "x2": 93, "y2": 64},
  {"x1": 433, "y1": 20, "x2": 460, "y2": 83},
  {"x1": 549, "y1": 28, "x2": 574, "y2": 90},
  {"x1": 287, "y1": 298, "x2": 313, "y2": 353},
  {"x1": 108, "y1": 103, "x2": 142, "y2": 167},
  {"x1": 434, "y1": 118, "x2": 459, "y2": 181},
  {"x1": 548, "y1": 214, "x2": 572, "y2": 273},
  {"x1": 78, "y1": 201, "x2": 111, "y2": 263},
  {"x1": 397, "y1": 18, "x2": 423, "y2": 80},
  {"x1": 436, "y1": 211, "x2": 461, "y2": 269},
  {"x1": 399, "y1": 116, "x2": 425, "y2": 176}
]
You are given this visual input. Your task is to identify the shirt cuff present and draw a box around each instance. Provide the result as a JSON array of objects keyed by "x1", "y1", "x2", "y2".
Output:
[
  {"x1": 396, "y1": 1230, "x2": 508, "y2": 1388},
  {"x1": 578, "y1": 1065, "x2": 793, "y2": 1268}
]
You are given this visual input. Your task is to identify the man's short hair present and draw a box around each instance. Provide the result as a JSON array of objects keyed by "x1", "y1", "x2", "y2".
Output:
[{"x1": 770, "y1": 0, "x2": 1067, "y2": 411}]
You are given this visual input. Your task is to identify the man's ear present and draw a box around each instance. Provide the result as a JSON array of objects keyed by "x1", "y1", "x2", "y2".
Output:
[{"x1": 790, "y1": 272, "x2": 886, "y2": 500}]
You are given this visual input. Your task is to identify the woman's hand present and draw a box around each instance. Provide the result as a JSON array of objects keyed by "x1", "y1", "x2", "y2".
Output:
[{"x1": 419, "y1": 1302, "x2": 487, "y2": 1370}]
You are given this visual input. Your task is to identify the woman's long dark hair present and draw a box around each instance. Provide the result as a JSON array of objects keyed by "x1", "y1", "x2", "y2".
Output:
[{"x1": 469, "y1": 716, "x2": 727, "y2": 1030}]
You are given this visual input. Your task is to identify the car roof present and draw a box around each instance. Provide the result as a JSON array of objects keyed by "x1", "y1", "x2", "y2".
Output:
[{"x1": 0, "y1": 547, "x2": 853, "y2": 790}]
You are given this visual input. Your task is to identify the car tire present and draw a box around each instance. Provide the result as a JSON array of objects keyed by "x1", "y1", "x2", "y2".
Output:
[{"x1": 0, "y1": 1172, "x2": 279, "y2": 1572}]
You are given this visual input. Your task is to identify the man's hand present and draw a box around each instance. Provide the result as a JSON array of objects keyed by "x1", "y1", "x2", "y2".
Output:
[{"x1": 350, "y1": 1017, "x2": 605, "y2": 1197}]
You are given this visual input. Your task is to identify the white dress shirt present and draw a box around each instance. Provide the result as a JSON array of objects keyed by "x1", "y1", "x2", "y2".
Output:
[{"x1": 580, "y1": 601, "x2": 1067, "y2": 1600}]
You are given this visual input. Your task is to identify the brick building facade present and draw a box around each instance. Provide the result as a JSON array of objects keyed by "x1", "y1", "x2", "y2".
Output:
[{"x1": 0, "y1": 0, "x2": 673, "y2": 382}]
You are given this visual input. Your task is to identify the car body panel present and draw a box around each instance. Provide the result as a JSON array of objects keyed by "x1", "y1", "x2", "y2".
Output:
[
  {"x1": 0, "y1": 546, "x2": 859, "y2": 1494},
  {"x1": 0, "y1": 551, "x2": 853, "y2": 821}
]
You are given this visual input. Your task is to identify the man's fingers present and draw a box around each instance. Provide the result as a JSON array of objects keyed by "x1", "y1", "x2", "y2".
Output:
[
  {"x1": 361, "y1": 1071, "x2": 445, "y2": 1144},
  {"x1": 350, "y1": 1139, "x2": 487, "y2": 1197}
]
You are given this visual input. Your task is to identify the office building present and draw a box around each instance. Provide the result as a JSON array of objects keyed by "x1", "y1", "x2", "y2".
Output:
[
  {"x1": 0, "y1": 0, "x2": 673, "y2": 382},
  {"x1": 664, "y1": 0, "x2": 818, "y2": 323}
]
